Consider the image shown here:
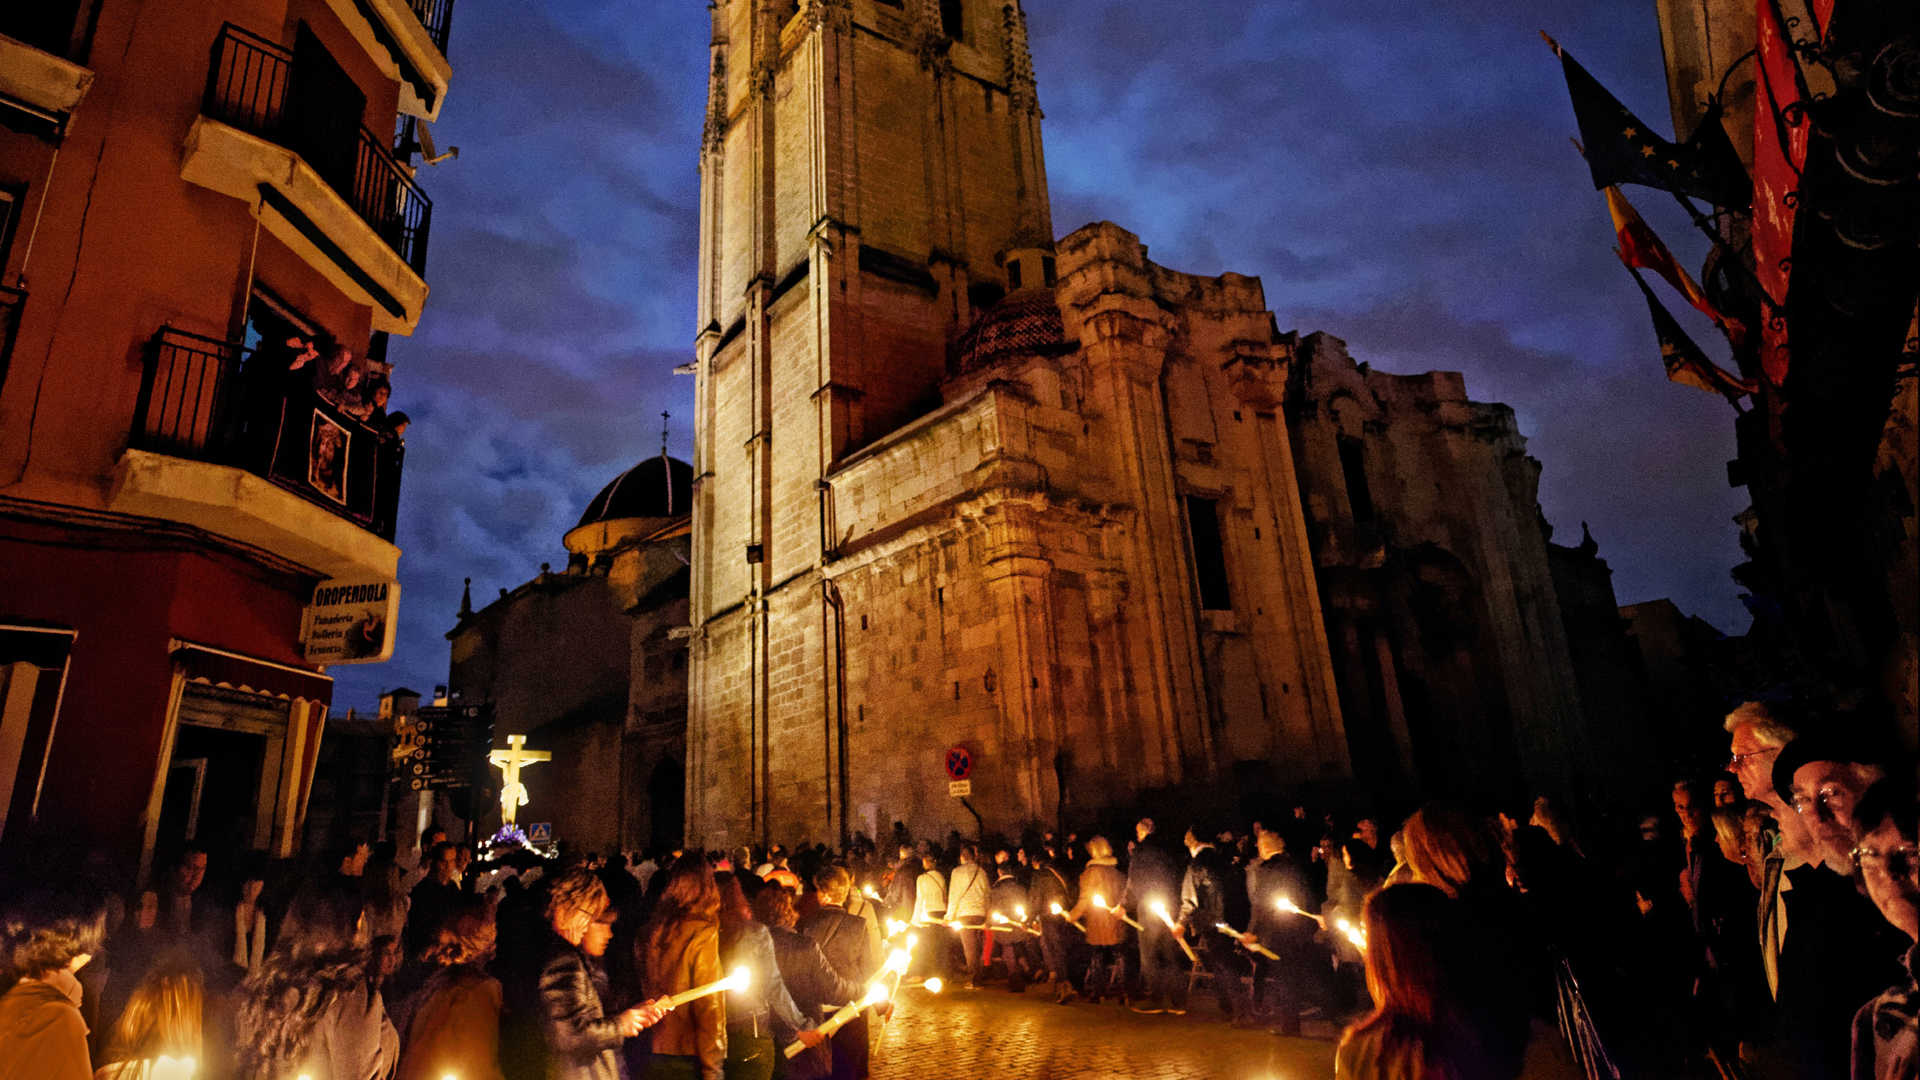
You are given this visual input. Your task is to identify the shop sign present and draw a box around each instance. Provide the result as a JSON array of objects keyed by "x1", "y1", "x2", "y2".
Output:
[{"x1": 301, "y1": 579, "x2": 399, "y2": 664}]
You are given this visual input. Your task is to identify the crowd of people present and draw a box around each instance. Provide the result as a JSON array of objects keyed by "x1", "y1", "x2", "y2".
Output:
[
  {"x1": 284, "y1": 335, "x2": 410, "y2": 440},
  {"x1": 2, "y1": 697, "x2": 1914, "y2": 1079}
]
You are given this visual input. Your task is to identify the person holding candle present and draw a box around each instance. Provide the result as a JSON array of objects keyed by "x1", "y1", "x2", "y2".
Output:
[
  {"x1": 1179, "y1": 824, "x2": 1247, "y2": 1023},
  {"x1": 640, "y1": 860, "x2": 727, "y2": 1080},
  {"x1": 1242, "y1": 825, "x2": 1321, "y2": 1036},
  {"x1": 987, "y1": 860, "x2": 1037, "y2": 992},
  {"x1": 1024, "y1": 850, "x2": 1078, "y2": 1004},
  {"x1": 945, "y1": 847, "x2": 990, "y2": 990},
  {"x1": 715, "y1": 873, "x2": 823, "y2": 1080},
  {"x1": 753, "y1": 887, "x2": 858, "y2": 1080},
  {"x1": 505, "y1": 867, "x2": 670, "y2": 1080},
  {"x1": 1121, "y1": 819, "x2": 1183, "y2": 1015},
  {"x1": 798, "y1": 866, "x2": 876, "y2": 1080},
  {"x1": 1065, "y1": 837, "x2": 1126, "y2": 1005}
]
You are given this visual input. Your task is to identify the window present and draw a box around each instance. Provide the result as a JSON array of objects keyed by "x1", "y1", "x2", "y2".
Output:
[
  {"x1": 1185, "y1": 496, "x2": 1232, "y2": 611},
  {"x1": 1006, "y1": 259, "x2": 1022, "y2": 290},
  {"x1": 1338, "y1": 436, "x2": 1374, "y2": 523},
  {"x1": 940, "y1": 0, "x2": 964, "y2": 39},
  {"x1": 1041, "y1": 255, "x2": 1057, "y2": 286}
]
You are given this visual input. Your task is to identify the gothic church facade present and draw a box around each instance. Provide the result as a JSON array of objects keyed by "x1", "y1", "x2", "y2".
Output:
[{"x1": 686, "y1": 0, "x2": 1610, "y2": 847}]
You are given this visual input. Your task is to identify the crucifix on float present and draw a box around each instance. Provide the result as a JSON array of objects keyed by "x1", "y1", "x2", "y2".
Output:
[{"x1": 488, "y1": 734, "x2": 549, "y2": 825}]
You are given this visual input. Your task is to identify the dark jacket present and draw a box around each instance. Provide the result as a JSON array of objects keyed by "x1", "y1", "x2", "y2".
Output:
[
  {"x1": 1245, "y1": 854, "x2": 1314, "y2": 949},
  {"x1": 989, "y1": 875, "x2": 1030, "y2": 921},
  {"x1": 405, "y1": 877, "x2": 463, "y2": 958},
  {"x1": 1778, "y1": 865, "x2": 1906, "y2": 1078},
  {"x1": 721, "y1": 922, "x2": 811, "y2": 1041},
  {"x1": 1179, "y1": 844, "x2": 1231, "y2": 933},
  {"x1": 797, "y1": 905, "x2": 873, "y2": 986},
  {"x1": 1123, "y1": 840, "x2": 1180, "y2": 921},
  {"x1": 768, "y1": 926, "x2": 861, "y2": 1015},
  {"x1": 1027, "y1": 864, "x2": 1074, "y2": 922},
  {"x1": 502, "y1": 929, "x2": 624, "y2": 1080}
]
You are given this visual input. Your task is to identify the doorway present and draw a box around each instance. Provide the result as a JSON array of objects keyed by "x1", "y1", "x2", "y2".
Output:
[
  {"x1": 648, "y1": 758, "x2": 685, "y2": 852},
  {"x1": 157, "y1": 723, "x2": 269, "y2": 861}
]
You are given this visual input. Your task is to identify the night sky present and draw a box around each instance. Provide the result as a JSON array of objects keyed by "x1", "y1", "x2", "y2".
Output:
[{"x1": 330, "y1": 0, "x2": 1752, "y2": 711}]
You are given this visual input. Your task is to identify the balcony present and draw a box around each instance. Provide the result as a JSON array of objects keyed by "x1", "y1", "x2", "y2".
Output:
[
  {"x1": 0, "y1": 3, "x2": 95, "y2": 139},
  {"x1": 321, "y1": 0, "x2": 454, "y2": 121},
  {"x1": 181, "y1": 25, "x2": 431, "y2": 333},
  {"x1": 109, "y1": 327, "x2": 403, "y2": 580}
]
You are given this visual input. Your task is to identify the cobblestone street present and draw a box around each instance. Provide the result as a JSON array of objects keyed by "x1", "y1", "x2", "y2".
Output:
[{"x1": 870, "y1": 984, "x2": 1338, "y2": 1080}]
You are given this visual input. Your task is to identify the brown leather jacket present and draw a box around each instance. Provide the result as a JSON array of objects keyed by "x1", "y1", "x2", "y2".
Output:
[{"x1": 641, "y1": 919, "x2": 726, "y2": 1079}]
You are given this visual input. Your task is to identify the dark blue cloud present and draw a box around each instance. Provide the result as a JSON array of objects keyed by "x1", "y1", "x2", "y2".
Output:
[{"x1": 328, "y1": 0, "x2": 1751, "y2": 710}]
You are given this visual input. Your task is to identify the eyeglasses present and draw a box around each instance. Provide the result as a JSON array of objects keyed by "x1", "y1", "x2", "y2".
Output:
[
  {"x1": 1726, "y1": 747, "x2": 1780, "y2": 772},
  {"x1": 1852, "y1": 844, "x2": 1920, "y2": 881},
  {"x1": 1790, "y1": 784, "x2": 1856, "y2": 823}
]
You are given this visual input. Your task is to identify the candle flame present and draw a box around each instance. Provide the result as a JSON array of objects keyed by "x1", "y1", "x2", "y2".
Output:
[
  {"x1": 946, "y1": 920, "x2": 963, "y2": 930},
  {"x1": 1276, "y1": 895, "x2": 1299, "y2": 913},
  {"x1": 923, "y1": 977, "x2": 944, "y2": 994},
  {"x1": 991, "y1": 912, "x2": 1009, "y2": 923},
  {"x1": 863, "y1": 884, "x2": 881, "y2": 899},
  {"x1": 906, "y1": 932, "x2": 920, "y2": 949},
  {"x1": 1048, "y1": 901, "x2": 1064, "y2": 915},
  {"x1": 884, "y1": 948, "x2": 911, "y2": 975},
  {"x1": 862, "y1": 980, "x2": 893, "y2": 1007},
  {"x1": 727, "y1": 965, "x2": 752, "y2": 992},
  {"x1": 1015, "y1": 905, "x2": 1027, "y2": 920},
  {"x1": 885, "y1": 918, "x2": 908, "y2": 937},
  {"x1": 1092, "y1": 894, "x2": 1110, "y2": 909}
]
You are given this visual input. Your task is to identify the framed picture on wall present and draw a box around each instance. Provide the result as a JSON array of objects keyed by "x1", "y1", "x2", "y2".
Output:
[{"x1": 308, "y1": 411, "x2": 349, "y2": 504}]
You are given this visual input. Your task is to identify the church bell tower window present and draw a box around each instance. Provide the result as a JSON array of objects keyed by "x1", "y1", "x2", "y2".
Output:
[{"x1": 940, "y1": 0, "x2": 965, "y2": 40}]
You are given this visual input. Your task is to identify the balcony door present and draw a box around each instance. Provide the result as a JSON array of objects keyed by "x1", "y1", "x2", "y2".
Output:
[{"x1": 286, "y1": 25, "x2": 364, "y2": 197}]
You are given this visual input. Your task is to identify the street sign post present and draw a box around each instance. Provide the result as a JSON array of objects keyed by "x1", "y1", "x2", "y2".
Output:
[
  {"x1": 397, "y1": 703, "x2": 493, "y2": 791},
  {"x1": 948, "y1": 780, "x2": 971, "y2": 797},
  {"x1": 944, "y1": 746, "x2": 972, "y2": 782}
]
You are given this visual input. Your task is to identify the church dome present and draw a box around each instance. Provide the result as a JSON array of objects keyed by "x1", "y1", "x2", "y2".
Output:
[
  {"x1": 950, "y1": 287, "x2": 1069, "y2": 376},
  {"x1": 575, "y1": 455, "x2": 693, "y2": 528}
]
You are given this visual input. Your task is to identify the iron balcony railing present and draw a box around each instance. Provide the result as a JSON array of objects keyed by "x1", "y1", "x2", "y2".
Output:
[
  {"x1": 204, "y1": 24, "x2": 432, "y2": 276},
  {"x1": 131, "y1": 326, "x2": 404, "y2": 541},
  {"x1": 408, "y1": 0, "x2": 455, "y2": 54}
]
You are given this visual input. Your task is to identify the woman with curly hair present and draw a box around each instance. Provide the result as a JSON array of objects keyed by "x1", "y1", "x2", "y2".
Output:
[
  {"x1": 503, "y1": 865, "x2": 669, "y2": 1080},
  {"x1": 715, "y1": 872, "x2": 823, "y2": 1080},
  {"x1": 92, "y1": 960, "x2": 201, "y2": 1079},
  {"x1": 640, "y1": 859, "x2": 726, "y2": 1080},
  {"x1": 233, "y1": 883, "x2": 397, "y2": 1080},
  {"x1": 393, "y1": 895, "x2": 502, "y2": 1080},
  {"x1": 0, "y1": 884, "x2": 107, "y2": 1080}
]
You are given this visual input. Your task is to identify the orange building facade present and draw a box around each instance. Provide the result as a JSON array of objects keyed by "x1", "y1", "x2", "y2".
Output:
[{"x1": 0, "y1": 0, "x2": 452, "y2": 882}]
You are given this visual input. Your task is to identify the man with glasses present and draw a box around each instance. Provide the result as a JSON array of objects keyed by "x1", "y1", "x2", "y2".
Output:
[
  {"x1": 1848, "y1": 779, "x2": 1920, "y2": 1080},
  {"x1": 1769, "y1": 727, "x2": 1906, "y2": 1079},
  {"x1": 1725, "y1": 701, "x2": 1820, "y2": 1005}
]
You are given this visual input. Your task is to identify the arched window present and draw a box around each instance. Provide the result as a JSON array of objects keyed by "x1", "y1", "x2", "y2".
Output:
[{"x1": 940, "y1": 0, "x2": 964, "y2": 40}]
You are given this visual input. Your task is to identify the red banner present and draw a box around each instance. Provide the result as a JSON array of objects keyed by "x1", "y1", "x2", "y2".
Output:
[{"x1": 1752, "y1": 0, "x2": 1833, "y2": 386}]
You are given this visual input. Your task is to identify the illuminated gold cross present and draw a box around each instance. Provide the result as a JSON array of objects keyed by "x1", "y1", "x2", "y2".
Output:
[{"x1": 489, "y1": 734, "x2": 550, "y2": 825}]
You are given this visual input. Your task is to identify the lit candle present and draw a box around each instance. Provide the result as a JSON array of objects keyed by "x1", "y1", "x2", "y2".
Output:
[
  {"x1": 1213, "y1": 922, "x2": 1279, "y2": 960},
  {"x1": 863, "y1": 884, "x2": 882, "y2": 901},
  {"x1": 1275, "y1": 895, "x2": 1326, "y2": 927},
  {"x1": 785, "y1": 981, "x2": 892, "y2": 1058},
  {"x1": 664, "y1": 965, "x2": 751, "y2": 1008},
  {"x1": 1147, "y1": 899, "x2": 1196, "y2": 961},
  {"x1": 1335, "y1": 917, "x2": 1368, "y2": 951},
  {"x1": 1049, "y1": 901, "x2": 1087, "y2": 933},
  {"x1": 990, "y1": 912, "x2": 1040, "y2": 935},
  {"x1": 924, "y1": 976, "x2": 944, "y2": 993},
  {"x1": 885, "y1": 918, "x2": 908, "y2": 938},
  {"x1": 1014, "y1": 904, "x2": 1027, "y2": 921},
  {"x1": 1092, "y1": 893, "x2": 1143, "y2": 930}
]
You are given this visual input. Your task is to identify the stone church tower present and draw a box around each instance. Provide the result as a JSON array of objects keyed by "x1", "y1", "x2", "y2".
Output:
[{"x1": 687, "y1": 0, "x2": 1352, "y2": 848}]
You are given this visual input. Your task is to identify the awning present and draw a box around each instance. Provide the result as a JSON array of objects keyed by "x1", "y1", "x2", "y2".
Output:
[
  {"x1": 171, "y1": 639, "x2": 332, "y2": 704},
  {"x1": 0, "y1": 623, "x2": 76, "y2": 668}
]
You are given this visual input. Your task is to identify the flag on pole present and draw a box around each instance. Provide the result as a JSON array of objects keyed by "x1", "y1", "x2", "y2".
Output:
[
  {"x1": 1546, "y1": 34, "x2": 1751, "y2": 210},
  {"x1": 1621, "y1": 260, "x2": 1756, "y2": 400},
  {"x1": 1605, "y1": 185, "x2": 1744, "y2": 344}
]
